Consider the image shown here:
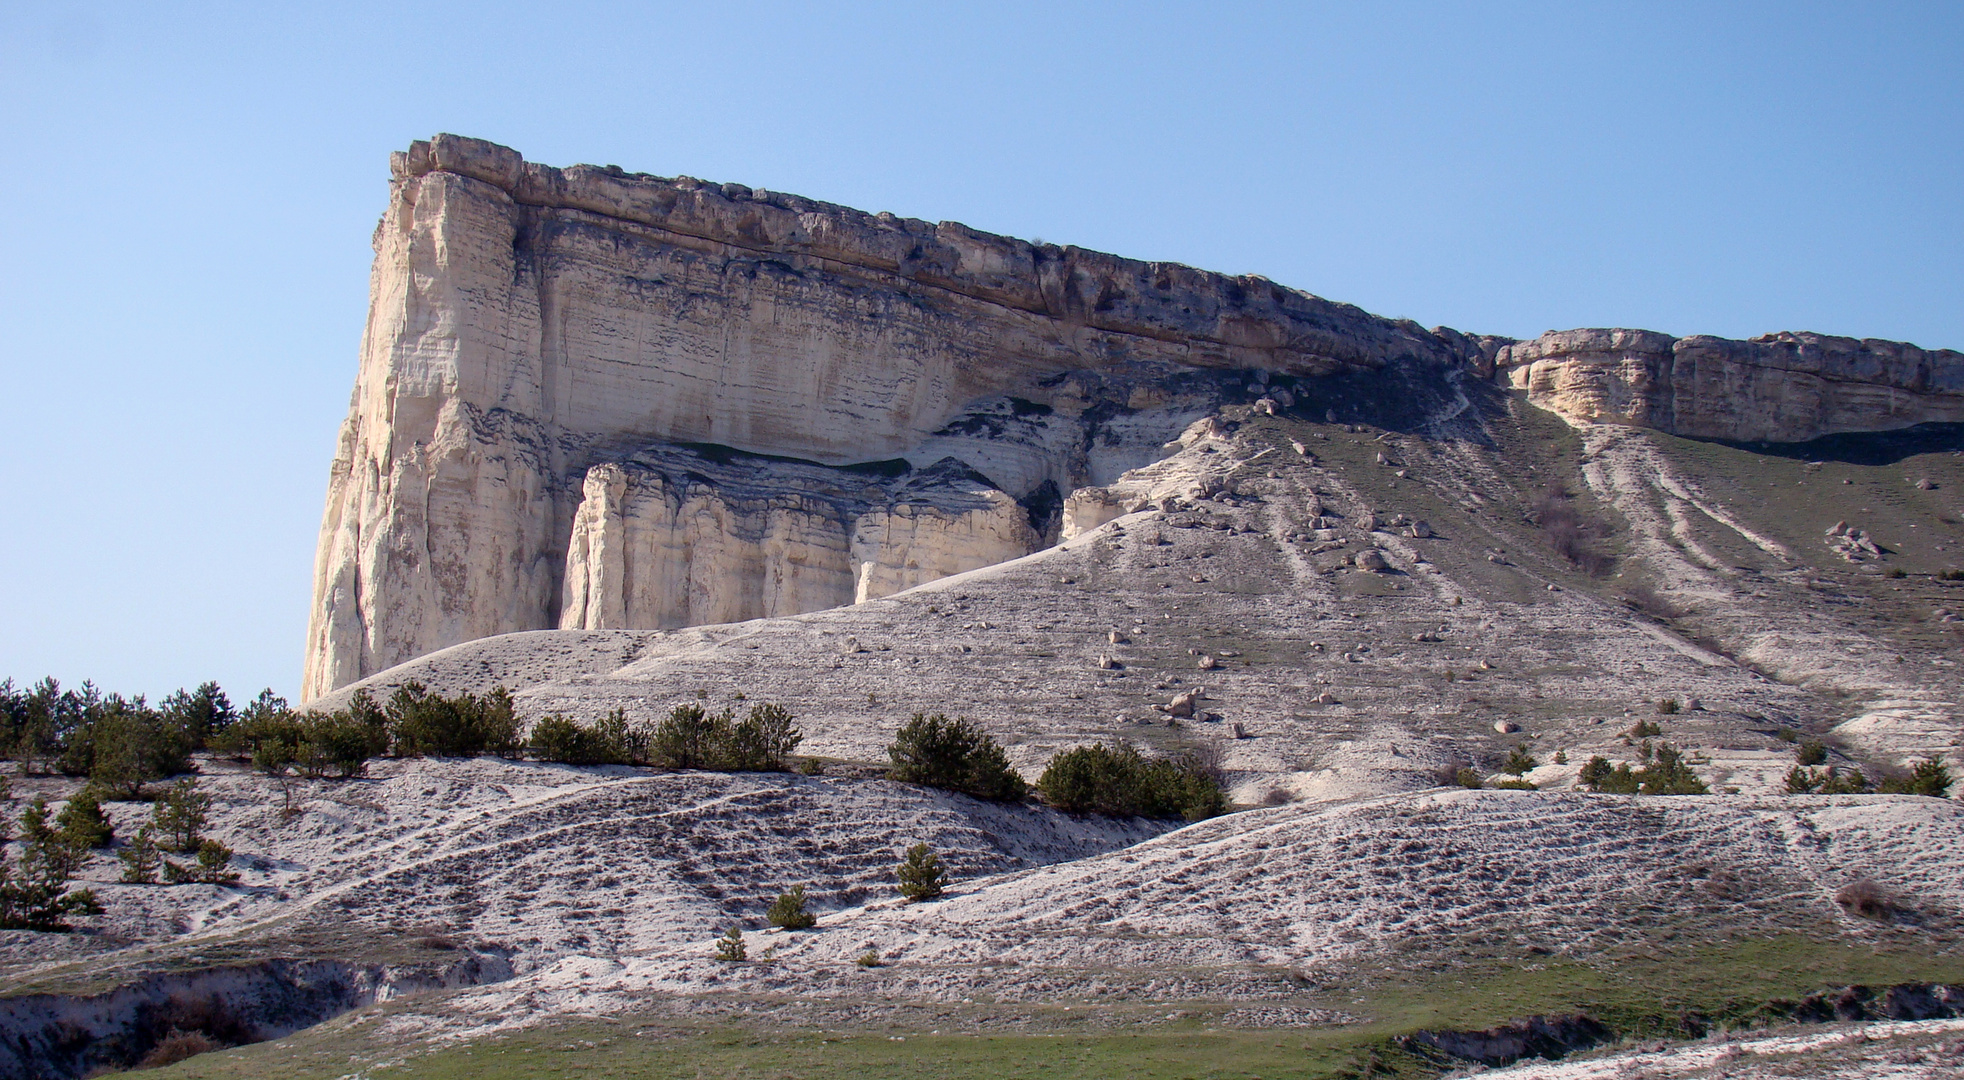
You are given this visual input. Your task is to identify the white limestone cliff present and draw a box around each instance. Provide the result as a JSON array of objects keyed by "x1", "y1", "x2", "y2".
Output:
[
  {"x1": 1497, "y1": 328, "x2": 1964, "y2": 442},
  {"x1": 304, "y1": 135, "x2": 1485, "y2": 700},
  {"x1": 304, "y1": 134, "x2": 1964, "y2": 700}
]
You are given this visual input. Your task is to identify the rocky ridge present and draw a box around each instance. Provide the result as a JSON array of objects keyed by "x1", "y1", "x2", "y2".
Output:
[{"x1": 303, "y1": 135, "x2": 1964, "y2": 701}]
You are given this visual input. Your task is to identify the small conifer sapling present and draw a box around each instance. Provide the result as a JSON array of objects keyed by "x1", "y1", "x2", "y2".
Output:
[
  {"x1": 896, "y1": 842, "x2": 946, "y2": 902},
  {"x1": 767, "y1": 884, "x2": 817, "y2": 930}
]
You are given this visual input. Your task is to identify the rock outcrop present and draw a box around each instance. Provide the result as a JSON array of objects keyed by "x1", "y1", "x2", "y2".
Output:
[
  {"x1": 1497, "y1": 328, "x2": 1964, "y2": 442},
  {"x1": 304, "y1": 134, "x2": 1964, "y2": 699},
  {"x1": 556, "y1": 448, "x2": 1037, "y2": 631},
  {"x1": 302, "y1": 135, "x2": 1472, "y2": 699}
]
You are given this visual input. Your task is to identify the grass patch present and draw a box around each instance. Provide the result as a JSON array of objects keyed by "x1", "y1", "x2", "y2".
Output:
[{"x1": 140, "y1": 934, "x2": 1964, "y2": 1080}]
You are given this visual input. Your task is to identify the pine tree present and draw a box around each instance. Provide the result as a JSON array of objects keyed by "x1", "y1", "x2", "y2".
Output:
[
  {"x1": 0, "y1": 798, "x2": 103, "y2": 930},
  {"x1": 118, "y1": 824, "x2": 162, "y2": 884},
  {"x1": 153, "y1": 779, "x2": 211, "y2": 853},
  {"x1": 20, "y1": 796, "x2": 85, "y2": 877},
  {"x1": 714, "y1": 926, "x2": 747, "y2": 962},
  {"x1": 766, "y1": 884, "x2": 817, "y2": 930},
  {"x1": 55, "y1": 786, "x2": 113, "y2": 849},
  {"x1": 896, "y1": 842, "x2": 946, "y2": 902},
  {"x1": 164, "y1": 839, "x2": 239, "y2": 886}
]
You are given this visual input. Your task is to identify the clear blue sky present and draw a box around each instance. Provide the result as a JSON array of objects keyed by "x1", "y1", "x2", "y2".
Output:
[{"x1": 2, "y1": 1, "x2": 1958, "y2": 703}]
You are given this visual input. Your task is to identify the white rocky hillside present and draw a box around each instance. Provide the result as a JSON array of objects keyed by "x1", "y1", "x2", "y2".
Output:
[{"x1": 4, "y1": 759, "x2": 1961, "y2": 1038}]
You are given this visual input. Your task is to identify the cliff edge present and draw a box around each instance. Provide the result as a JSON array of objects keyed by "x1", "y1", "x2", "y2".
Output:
[{"x1": 302, "y1": 134, "x2": 1964, "y2": 699}]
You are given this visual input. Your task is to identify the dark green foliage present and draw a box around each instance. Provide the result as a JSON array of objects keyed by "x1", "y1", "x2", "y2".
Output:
[
  {"x1": 766, "y1": 884, "x2": 817, "y2": 930},
  {"x1": 886, "y1": 713, "x2": 1026, "y2": 801},
  {"x1": 1035, "y1": 742, "x2": 1226, "y2": 820},
  {"x1": 1452, "y1": 767, "x2": 1485, "y2": 789},
  {"x1": 1885, "y1": 567, "x2": 1907, "y2": 579},
  {"x1": 54, "y1": 787, "x2": 113, "y2": 849},
  {"x1": 1493, "y1": 778, "x2": 1538, "y2": 790},
  {"x1": 855, "y1": 949, "x2": 882, "y2": 968},
  {"x1": 157, "y1": 682, "x2": 235, "y2": 749},
  {"x1": 1634, "y1": 743, "x2": 1710, "y2": 795},
  {"x1": 77, "y1": 697, "x2": 192, "y2": 799},
  {"x1": 1774, "y1": 728, "x2": 1799, "y2": 743},
  {"x1": 1796, "y1": 740, "x2": 1829, "y2": 766},
  {"x1": 1872, "y1": 757, "x2": 1954, "y2": 798},
  {"x1": 153, "y1": 779, "x2": 211, "y2": 854},
  {"x1": 530, "y1": 710, "x2": 632, "y2": 765},
  {"x1": 220, "y1": 690, "x2": 388, "y2": 778},
  {"x1": 1789, "y1": 765, "x2": 1873, "y2": 795},
  {"x1": 714, "y1": 926, "x2": 746, "y2": 962},
  {"x1": 1580, "y1": 756, "x2": 1639, "y2": 794},
  {"x1": 2, "y1": 679, "x2": 235, "y2": 791},
  {"x1": 1629, "y1": 719, "x2": 1664, "y2": 738},
  {"x1": 0, "y1": 797, "x2": 103, "y2": 930},
  {"x1": 0, "y1": 678, "x2": 89, "y2": 775},
  {"x1": 645, "y1": 703, "x2": 803, "y2": 771},
  {"x1": 725, "y1": 703, "x2": 802, "y2": 771},
  {"x1": 387, "y1": 683, "x2": 523, "y2": 758},
  {"x1": 1939, "y1": 568, "x2": 1964, "y2": 581},
  {"x1": 118, "y1": 825, "x2": 162, "y2": 884},
  {"x1": 1656, "y1": 698, "x2": 1680, "y2": 715},
  {"x1": 297, "y1": 710, "x2": 389, "y2": 777},
  {"x1": 648, "y1": 704, "x2": 720, "y2": 770},
  {"x1": 1501, "y1": 743, "x2": 1538, "y2": 776},
  {"x1": 20, "y1": 796, "x2": 86, "y2": 877},
  {"x1": 163, "y1": 839, "x2": 239, "y2": 886},
  {"x1": 896, "y1": 842, "x2": 946, "y2": 902}
]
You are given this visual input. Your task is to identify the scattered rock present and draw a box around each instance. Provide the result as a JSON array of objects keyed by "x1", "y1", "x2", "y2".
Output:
[
  {"x1": 1829, "y1": 525, "x2": 1884, "y2": 562},
  {"x1": 841, "y1": 635, "x2": 862, "y2": 654},
  {"x1": 1154, "y1": 690, "x2": 1202, "y2": 719},
  {"x1": 1407, "y1": 520, "x2": 1432, "y2": 539},
  {"x1": 1355, "y1": 549, "x2": 1389, "y2": 573},
  {"x1": 1197, "y1": 655, "x2": 1219, "y2": 670},
  {"x1": 1312, "y1": 692, "x2": 1340, "y2": 705},
  {"x1": 1097, "y1": 656, "x2": 1122, "y2": 670},
  {"x1": 1229, "y1": 722, "x2": 1249, "y2": 739},
  {"x1": 1495, "y1": 720, "x2": 1521, "y2": 734},
  {"x1": 1915, "y1": 477, "x2": 1936, "y2": 490}
]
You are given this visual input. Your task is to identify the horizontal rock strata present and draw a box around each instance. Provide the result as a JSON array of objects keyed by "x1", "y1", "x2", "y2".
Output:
[
  {"x1": 1498, "y1": 328, "x2": 1964, "y2": 442},
  {"x1": 304, "y1": 134, "x2": 1963, "y2": 699}
]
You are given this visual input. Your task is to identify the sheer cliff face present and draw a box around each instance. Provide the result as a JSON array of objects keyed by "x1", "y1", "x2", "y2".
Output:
[
  {"x1": 304, "y1": 134, "x2": 1964, "y2": 700},
  {"x1": 1497, "y1": 328, "x2": 1964, "y2": 441},
  {"x1": 302, "y1": 135, "x2": 1471, "y2": 700}
]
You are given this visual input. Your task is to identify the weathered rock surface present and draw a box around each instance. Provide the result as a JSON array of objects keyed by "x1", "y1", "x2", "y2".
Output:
[
  {"x1": 556, "y1": 448, "x2": 1037, "y2": 631},
  {"x1": 305, "y1": 134, "x2": 1964, "y2": 699},
  {"x1": 303, "y1": 135, "x2": 1472, "y2": 700},
  {"x1": 1499, "y1": 328, "x2": 1964, "y2": 442}
]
